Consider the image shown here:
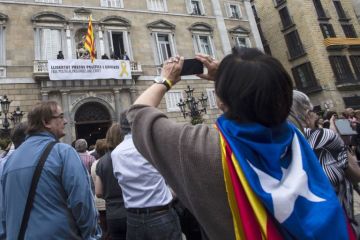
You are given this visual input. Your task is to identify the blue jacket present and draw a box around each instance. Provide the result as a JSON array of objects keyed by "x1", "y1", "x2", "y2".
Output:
[{"x1": 0, "y1": 132, "x2": 101, "y2": 240}]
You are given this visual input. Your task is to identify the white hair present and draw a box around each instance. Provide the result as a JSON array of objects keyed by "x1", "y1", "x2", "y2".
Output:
[
  {"x1": 75, "y1": 139, "x2": 88, "y2": 153},
  {"x1": 290, "y1": 90, "x2": 313, "y2": 127}
]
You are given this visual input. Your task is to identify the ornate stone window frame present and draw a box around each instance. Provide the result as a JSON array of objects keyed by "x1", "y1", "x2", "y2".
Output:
[
  {"x1": 100, "y1": 0, "x2": 124, "y2": 8},
  {"x1": 32, "y1": 12, "x2": 68, "y2": 60},
  {"x1": 229, "y1": 25, "x2": 252, "y2": 48},
  {"x1": 99, "y1": 16, "x2": 133, "y2": 59},
  {"x1": 147, "y1": 20, "x2": 177, "y2": 66},
  {"x1": 189, "y1": 22, "x2": 216, "y2": 57},
  {"x1": 0, "y1": 13, "x2": 8, "y2": 78}
]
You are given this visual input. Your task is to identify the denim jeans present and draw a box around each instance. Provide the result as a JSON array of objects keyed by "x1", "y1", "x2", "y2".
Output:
[{"x1": 126, "y1": 208, "x2": 182, "y2": 240}]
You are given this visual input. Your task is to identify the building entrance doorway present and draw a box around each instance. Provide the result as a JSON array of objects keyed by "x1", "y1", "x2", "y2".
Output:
[{"x1": 75, "y1": 102, "x2": 112, "y2": 147}]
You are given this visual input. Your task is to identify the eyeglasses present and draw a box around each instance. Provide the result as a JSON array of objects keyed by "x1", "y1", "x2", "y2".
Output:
[{"x1": 51, "y1": 113, "x2": 64, "y2": 119}]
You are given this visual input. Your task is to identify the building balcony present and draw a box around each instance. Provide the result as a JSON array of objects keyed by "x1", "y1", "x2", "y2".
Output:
[{"x1": 33, "y1": 60, "x2": 143, "y2": 80}]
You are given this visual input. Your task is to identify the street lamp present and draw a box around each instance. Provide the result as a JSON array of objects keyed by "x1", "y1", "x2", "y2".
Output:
[
  {"x1": 0, "y1": 95, "x2": 24, "y2": 136},
  {"x1": 177, "y1": 85, "x2": 208, "y2": 125},
  {"x1": 10, "y1": 106, "x2": 24, "y2": 126},
  {"x1": 0, "y1": 95, "x2": 11, "y2": 131}
]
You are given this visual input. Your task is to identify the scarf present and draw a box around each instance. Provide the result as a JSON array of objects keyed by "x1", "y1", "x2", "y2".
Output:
[{"x1": 216, "y1": 115, "x2": 355, "y2": 239}]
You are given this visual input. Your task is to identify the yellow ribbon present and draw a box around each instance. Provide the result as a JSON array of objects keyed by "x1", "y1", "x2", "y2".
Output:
[{"x1": 120, "y1": 61, "x2": 129, "y2": 77}]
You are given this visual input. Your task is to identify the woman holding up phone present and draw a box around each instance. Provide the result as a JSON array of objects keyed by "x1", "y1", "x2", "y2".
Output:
[
  {"x1": 291, "y1": 90, "x2": 360, "y2": 232},
  {"x1": 125, "y1": 48, "x2": 355, "y2": 239}
]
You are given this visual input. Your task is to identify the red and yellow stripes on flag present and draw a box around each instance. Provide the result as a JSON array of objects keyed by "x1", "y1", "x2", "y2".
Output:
[
  {"x1": 85, "y1": 15, "x2": 96, "y2": 63},
  {"x1": 324, "y1": 37, "x2": 360, "y2": 47},
  {"x1": 218, "y1": 129, "x2": 283, "y2": 240}
]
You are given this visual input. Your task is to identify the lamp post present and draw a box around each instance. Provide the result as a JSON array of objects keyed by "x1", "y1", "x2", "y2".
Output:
[
  {"x1": 177, "y1": 85, "x2": 208, "y2": 125},
  {"x1": 0, "y1": 95, "x2": 24, "y2": 137},
  {"x1": 0, "y1": 95, "x2": 11, "y2": 132}
]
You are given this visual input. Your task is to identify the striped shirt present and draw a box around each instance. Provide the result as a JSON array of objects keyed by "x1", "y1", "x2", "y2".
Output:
[{"x1": 78, "y1": 152, "x2": 96, "y2": 173}]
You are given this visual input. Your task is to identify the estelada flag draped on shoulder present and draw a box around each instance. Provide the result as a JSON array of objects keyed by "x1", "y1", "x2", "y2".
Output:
[
  {"x1": 215, "y1": 115, "x2": 356, "y2": 240},
  {"x1": 85, "y1": 15, "x2": 96, "y2": 63}
]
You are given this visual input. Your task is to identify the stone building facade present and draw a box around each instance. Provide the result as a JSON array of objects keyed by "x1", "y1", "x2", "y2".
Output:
[
  {"x1": 253, "y1": 0, "x2": 360, "y2": 113},
  {"x1": 352, "y1": 0, "x2": 360, "y2": 22},
  {"x1": 0, "y1": 0, "x2": 262, "y2": 145}
]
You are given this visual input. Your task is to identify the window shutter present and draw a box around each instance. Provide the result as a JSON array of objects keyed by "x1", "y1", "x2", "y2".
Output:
[
  {"x1": 199, "y1": 0, "x2": 205, "y2": 15},
  {"x1": 50, "y1": 29, "x2": 61, "y2": 60},
  {"x1": 206, "y1": 89, "x2": 217, "y2": 109},
  {"x1": 123, "y1": 31, "x2": 132, "y2": 60},
  {"x1": 168, "y1": 34, "x2": 177, "y2": 56},
  {"x1": 185, "y1": 0, "x2": 192, "y2": 14},
  {"x1": 225, "y1": 3, "x2": 231, "y2": 18},
  {"x1": 147, "y1": 0, "x2": 152, "y2": 10},
  {"x1": 100, "y1": 0, "x2": 107, "y2": 7},
  {"x1": 195, "y1": 35, "x2": 201, "y2": 53},
  {"x1": 41, "y1": 29, "x2": 51, "y2": 60},
  {"x1": 208, "y1": 36, "x2": 215, "y2": 57},
  {"x1": 165, "y1": 91, "x2": 183, "y2": 111},
  {"x1": 246, "y1": 38, "x2": 252, "y2": 47},
  {"x1": 237, "y1": 5, "x2": 242, "y2": 18},
  {"x1": 108, "y1": 30, "x2": 114, "y2": 53},
  {"x1": 153, "y1": 33, "x2": 161, "y2": 65},
  {"x1": 0, "y1": 27, "x2": 3, "y2": 65},
  {"x1": 163, "y1": 0, "x2": 168, "y2": 12}
]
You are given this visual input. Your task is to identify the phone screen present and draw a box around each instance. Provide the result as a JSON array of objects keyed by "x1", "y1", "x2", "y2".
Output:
[
  {"x1": 180, "y1": 59, "x2": 204, "y2": 76},
  {"x1": 334, "y1": 119, "x2": 357, "y2": 136}
]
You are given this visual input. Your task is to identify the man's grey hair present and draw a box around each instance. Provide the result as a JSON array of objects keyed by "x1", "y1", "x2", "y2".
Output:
[
  {"x1": 290, "y1": 90, "x2": 313, "y2": 127},
  {"x1": 75, "y1": 139, "x2": 88, "y2": 153}
]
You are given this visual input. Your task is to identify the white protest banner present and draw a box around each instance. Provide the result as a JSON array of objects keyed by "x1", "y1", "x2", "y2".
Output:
[{"x1": 48, "y1": 59, "x2": 132, "y2": 80}]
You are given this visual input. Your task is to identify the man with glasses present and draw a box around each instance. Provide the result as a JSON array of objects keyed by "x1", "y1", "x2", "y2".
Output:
[{"x1": 0, "y1": 101, "x2": 101, "y2": 239}]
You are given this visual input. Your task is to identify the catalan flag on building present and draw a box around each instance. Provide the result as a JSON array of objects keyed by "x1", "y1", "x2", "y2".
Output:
[
  {"x1": 215, "y1": 116, "x2": 355, "y2": 239},
  {"x1": 85, "y1": 15, "x2": 96, "y2": 63}
]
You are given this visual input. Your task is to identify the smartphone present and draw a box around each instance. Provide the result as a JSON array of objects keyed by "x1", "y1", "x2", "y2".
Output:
[
  {"x1": 180, "y1": 59, "x2": 204, "y2": 76},
  {"x1": 334, "y1": 119, "x2": 358, "y2": 136}
]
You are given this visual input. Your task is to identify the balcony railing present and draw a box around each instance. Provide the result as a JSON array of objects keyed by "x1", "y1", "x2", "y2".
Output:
[{"x1": 33, "y1": 60, "x2": 143, "y2": 77}]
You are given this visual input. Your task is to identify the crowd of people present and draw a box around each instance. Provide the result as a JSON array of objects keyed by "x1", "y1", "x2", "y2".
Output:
[{"x1": 1, "y1": 47, "x2": 360, "y2": 239}]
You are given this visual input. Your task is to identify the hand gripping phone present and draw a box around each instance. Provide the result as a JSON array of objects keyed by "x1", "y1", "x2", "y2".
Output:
[{"x1": 180, "y1": 59, "x2": 204, "y2": 76}]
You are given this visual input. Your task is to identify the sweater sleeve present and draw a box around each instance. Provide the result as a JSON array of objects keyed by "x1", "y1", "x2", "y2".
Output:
[{"x1": 127, "y1": 105, "x2": 222, "y2": 209}]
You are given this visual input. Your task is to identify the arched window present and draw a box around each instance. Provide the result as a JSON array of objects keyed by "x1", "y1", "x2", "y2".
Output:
[
  {"x1": 32, "y1": 12, "x2": 67, "y2": 60},
  {"x1": 189, "y1": 23, "x2": 215, "y2": 57}
]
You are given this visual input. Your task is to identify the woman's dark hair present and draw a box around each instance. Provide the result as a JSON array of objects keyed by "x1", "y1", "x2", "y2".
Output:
[
  {"x1": 106, "y1": 123, "x2": 123, "y2": 151},
  {"x1": 11, "y1": 122, "x2": 28, "y2": 149},
  {"x1": 215, "y1": 47, "x2": 293, "y2": 127}
]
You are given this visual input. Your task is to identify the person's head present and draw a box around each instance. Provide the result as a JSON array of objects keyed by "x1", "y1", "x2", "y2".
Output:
[
  {"x1": 75, "y1": 139, "x2": 87, "y2": 153},
  {"x1": 106, "y1": 123, "x2": 123, "y2": 151},
  {"x1": 291, "y1": 90, "x2": 319, "y2": 129},
  {"x1": 214, "y1": 47, "x2": 293, "y2": 127},
  {"x1": 324, "y1": 110, "x2": 338, "y2": 121},
  {"x1": 343, "y1": 108, "x2": 355, "y2": 119},
  {"x1": 27, "y1": 101, "x2": 67, "y2": 138},
  {"x1": 10, "y1": 122, "x2": 28, "y2": 149},
  {"x1": 120, "y1": 110, "x2": 131, "y2": 135},
  {"x1": 354, "y1": 110, "x2": 360, "y2": 121},
  {"x1": 95, "y1": 139, "x2": 107, "y2": 158}
]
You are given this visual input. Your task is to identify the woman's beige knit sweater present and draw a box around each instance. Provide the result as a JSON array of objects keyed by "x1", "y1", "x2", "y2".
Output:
[{"x1": 128, "y1": 105, "x2": 236, "y2": 240}]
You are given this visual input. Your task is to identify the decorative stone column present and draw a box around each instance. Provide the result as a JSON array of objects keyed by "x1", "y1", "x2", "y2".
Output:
[
  {"x1": 61, "y1": 90, "x2": 72, "y2": 144},
  {"x1": 113, "y1": 88, "x2": 122, "y2": 122},
  {"x1": 129, "y1": 86, "x2": 137, "y2": 104},
  {"x1": 210, "y1": 0, "x2": 232, "y2": 55},
  {"x1": 41, "y1": 91, "x2": 49, "y2": 101},
  {"x1": 244, "y1": 0, "x2": 264, "y2": 51}
]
